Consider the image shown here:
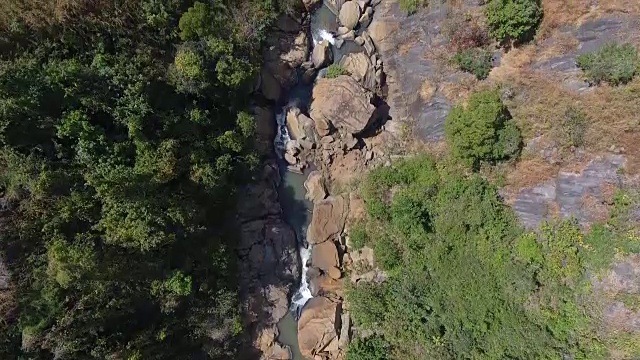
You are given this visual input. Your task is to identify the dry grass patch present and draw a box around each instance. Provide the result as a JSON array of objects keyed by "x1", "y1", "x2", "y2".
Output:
[{"x1": 504, "y1": 157, "x2": 559, "y2": 190}]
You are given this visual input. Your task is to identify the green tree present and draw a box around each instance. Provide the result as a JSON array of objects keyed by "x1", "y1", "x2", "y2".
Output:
[
  {"x1": 444, "y1": 90, "x2": 521, "y2": 168},
  {"x1": 486, "y1": 0, "x2": 543, "y2": 44}
]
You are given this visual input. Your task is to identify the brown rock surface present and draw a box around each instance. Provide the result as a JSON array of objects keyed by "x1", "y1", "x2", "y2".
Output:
[
  {"x1": 310, "y1": 76, "x2": 375, "y2": 135},
  {"x1": 310, "y1": 275, "x2": 344, "y2": 297},
  {"x1": 298, "y1": 297, "x2": 341, "y2": 359},
  {"x1": 339, "y1": 1, "x2": 361, "y2": 30},
  {"x1": 286, "y1": 107, "x2": 318, "y2": 143},
  {"x1": 307, "y1": 195, "x2": 348, "y2": 244},
  {"x1": 305, "y1": 170, "x2": 327, "y2": 203},
  {"x1": 339, "y1": 52, "x2": 376, "y2": 90},
  {"x1": 263, "y1": 31, "x2": 309, "y2": 87},
  {"x1": 312, "y1": 40, "x2": 333, "y2": 68},
  {"x1": 311, "y1": 241, "x2": 340, "y2": 272}
]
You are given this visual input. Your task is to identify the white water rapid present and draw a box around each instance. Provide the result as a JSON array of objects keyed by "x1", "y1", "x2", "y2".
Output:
[
  {"x1": 274, "y1": 107, "x2": 314, "y2": 310},
  {"x1": 312, "y1": 28, "x2": 336, "y2": 46}
]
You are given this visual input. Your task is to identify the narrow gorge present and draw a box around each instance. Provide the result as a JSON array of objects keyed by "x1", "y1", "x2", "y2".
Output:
[{"x1": 238, "y1": 0, "x2": 395, "y2": 358}]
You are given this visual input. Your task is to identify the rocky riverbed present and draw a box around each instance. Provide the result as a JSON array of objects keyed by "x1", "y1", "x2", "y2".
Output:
[{"x1": 239, "y1": 0, "x2": 396, "y2": 359}]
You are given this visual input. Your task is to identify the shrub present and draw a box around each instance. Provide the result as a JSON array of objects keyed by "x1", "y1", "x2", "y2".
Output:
[
  {"x1": 347, "y1": 335, "x2": 390, "y2": 360},
  {"x1": 349, "y1": 221, "x2": 368, "y2": 250},
  {"x1": 346, "y1": 282, "x2": 389, "y2": 328},
  {"x1": 576, "y1": 43, "x2": 639, "y2": 85},
  {"x1": 326, "y1": 64, "x2": 348, "y2": 79},
  {"x1": 444, "y1": 14, "x2": 489, "y2": 52},
  {"x1": 558, "y1": 107, "x2": 587, "y2": 147},
  {"x1": 444, "y1": 90, "x2": 522, "y2": 167},
  {"x1": 399, "y1": 0, "x2": 427, "y2": 14},
  {"x1": 453, "y1": 48, "x2": 493, "y2": 80},
  {"x1": 486, "y1": 0, "x2": 543, "y2": 44},
  {"x1": 373, "y1": 237, "x2": 402, "y2": 270}
]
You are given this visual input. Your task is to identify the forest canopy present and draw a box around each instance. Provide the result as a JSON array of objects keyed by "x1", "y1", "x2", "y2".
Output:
[{"x1": 0, "y1": 0, "x2": 286, "y2": 358}]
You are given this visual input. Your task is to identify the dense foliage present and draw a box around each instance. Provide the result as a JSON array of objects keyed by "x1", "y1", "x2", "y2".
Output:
[
  {"x1": 347, "y1": 156, "x2": 640, "y2": 359},
  {"x1": 0, "y1": 0, "x2": 284, "y2": 358},
  {"x1": 576, "y1": 43, "x2": 639, "y2": 85},
  {"x1": 453, "y1": 48, "x2": 494, "y2": 80},
  {"x1": 444, "y1": 90, "x2": 521, "y2": 168},
  {"x1": 486, "y1": 0, "x2": 543, "y2": 44}
]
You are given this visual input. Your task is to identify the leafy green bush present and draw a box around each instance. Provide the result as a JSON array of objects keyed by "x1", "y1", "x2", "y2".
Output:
[
  {"x1": 347, "y1": 335, "x2": 390, "y2": 360},
  {"x1": 346, "y1": 282, "x2": 389, "y2": 328},
  {"x1": 399, "y1": 0, "x2": 427, "y2": 14},
  {"x1": 444, "y1": 90, "x2": 522, "y2": 168},
  {"x1": 348, "y1": 157, "x2": 636, "y2": 359},
  {"x1": 326, "y1": 64, "x2": 349, "y2": 78},
  {"x1": 486, "y1": 0, "x2": 543, "y2": 44},
  {"x1": 373, "y1": 236, "x2": 402, "y2": 270},
  {"x1": 349, "y1": 221, "x2": 368, "y2": 250},
  {"x1": 453, "y1": 48, "x2": 493, "y2": 79},
  {"x1": 576, "y1": 43, "x2": 639, "y2": 85}
]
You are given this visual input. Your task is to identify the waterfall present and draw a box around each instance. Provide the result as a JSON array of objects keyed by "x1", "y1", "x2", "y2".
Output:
[
  {"x1": 312, "y1": 29, "x2": 336, "y2": 46},
  {"x1": 274, "y1": 106, "x2": 313, "y2": 311},
  {"x1": 291, "y1": 245, "x2": 313, "y2": 308}
]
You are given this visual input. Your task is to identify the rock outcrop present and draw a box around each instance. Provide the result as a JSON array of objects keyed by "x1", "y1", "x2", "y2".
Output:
[
  {"x1": 312, "y1": 40, "x2": 333, "y2": 68},
  {"x1": 339, "y1": 52, "x2": 376, "y2": 90},
  {"x1": 298, "y1": 297, "x2": 342, "y2": 359},
  {"x1": 311, "y1": 241, "x2": 340, "y2": 273},
  {"x1": 237, "y1": 162, "x2": 300, "y2": 358},
  {"x1": 307, "y1": 195, "x2": 348, "y2": 244},
  {"x1": 263, "y1": 28, "x2": 309, "y2": 88},
  {"x1": 310, "y1": 76, "x2": 376, "y2": 135},
  {"x1": 286, "y1": 107, "x2": 318, "y2": 145},
  {"x1": 339, "y1": 1, "x2": 361, "y2": 30},
  {"x1": 305, "y1": 170, "x2": 327, "y2": 203}
]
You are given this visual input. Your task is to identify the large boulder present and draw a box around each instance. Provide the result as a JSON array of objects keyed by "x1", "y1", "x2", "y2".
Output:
[
  {"x1": 339, "y1": 52, "x2": 376, "y2": 90},
  {"x1": 286, "y1": 107, "x2": 317, "y2": 144},
  {"x1": 310, "y1": 274, "x2": 343, "y2": 296},
  {"x1": 298, "y1": 297, "x2": 341, "y2": 359},
  {"x1": 307, "y1": 195, "x2": 348, "y2": 244},
  {"x1": 311, "y1": 241, "x2": 340, "y2": 272},
  {"x1": 304, "y1": 170, "x2": 327, "y2": 203},
  {"x1": 310, "y1": 76, "x2": 376, "y2": 135},
  {"x1": 339, "y1": 1, "x2": 361, "y2": 30},
  {"x1": 312, "y1": 40, "x2": 333, "y2": 69},
  {"x1": 263, "y1": 31, "x2": 309, "y2": 87}
]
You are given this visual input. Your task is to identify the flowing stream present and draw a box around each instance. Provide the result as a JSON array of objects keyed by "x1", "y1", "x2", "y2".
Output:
[{"x1": 273, "y1": 3, "x2": 363, "y2": 358}]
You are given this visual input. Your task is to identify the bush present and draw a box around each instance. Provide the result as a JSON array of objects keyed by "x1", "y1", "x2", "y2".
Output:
[
  {"x1": 349, "y1": 221, "x2": 368, "y2": 250},
  {"x1": 373, "y1": 237, "x2": 402, "y2": 270},
  {"x1": 444, "y1": 15, "x2": 489, "y2": 52},
  {"x1": 558, "y1": 107, "x2": 587, "y2": 147},
  {"x1": 326, "y1": 64, "x2": 348, "y2": 79},
  {"x1": 453, "y1": 48, "x2": 494, "y2": 80},
  {"x1": 576, "y1": 43, "x2": 639, "y2": 85},
  {"x1": 486, "y1": 0, "x2": 543, "y2": 44},
  {"x1": 444, "y1": 90, "x2": 522, "y2": 167},
  {"x1": 399, "y1": 0, "x2": 427, "y2": 14},
  {"x1": 347, "y1": 335, "x2": 390, "y2": 360}
]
